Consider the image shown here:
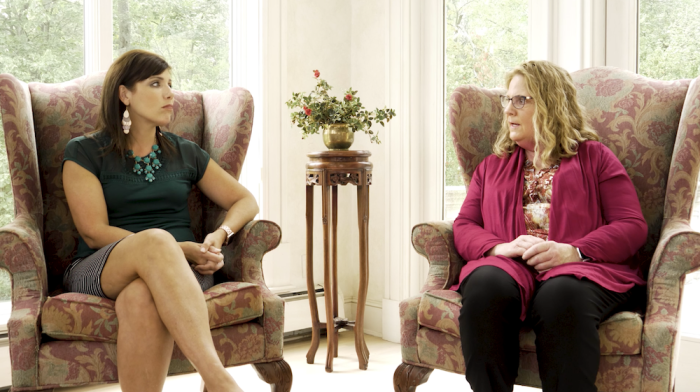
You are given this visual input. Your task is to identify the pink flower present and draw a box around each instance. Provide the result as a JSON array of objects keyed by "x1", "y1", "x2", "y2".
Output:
[
  {"x1": 345, "y1": 94, "x2": 353, "y2": 101},
  {"x1": 303, "y1": 106, "x2": 312, "y2": 116},
  {"x1": 313, "y1": 70, "x2": 320, "y2": 78}
]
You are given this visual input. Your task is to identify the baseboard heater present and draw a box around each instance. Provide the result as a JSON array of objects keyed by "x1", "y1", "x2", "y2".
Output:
[{"x1": 278, "y1": 285, "x2": 345, "y2": 342}]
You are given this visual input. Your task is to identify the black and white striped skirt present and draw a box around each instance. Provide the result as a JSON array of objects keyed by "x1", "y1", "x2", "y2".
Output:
[{"x1": 63, "y1": 239, "x2": 215, "y2": 299}]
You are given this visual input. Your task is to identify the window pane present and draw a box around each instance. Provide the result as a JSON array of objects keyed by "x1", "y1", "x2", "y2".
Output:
[
  {"x1": 113, "y1": 0, "x2": 230, "y2": 91},
  {"x1": 0, "y1": 0, "x2": 85, "y2": 82},
  {"x1": 639, "y1": 0, "x2": 700, "y2": 230},
  {"x1": 0, "y1": 0, "x2": 86, "y2": 324},
  {"x1": 639, "y1": 0, "x2": 700, "y2": 80},
  {"x1": 444, "y1": 0, "x2": 528, "y2": 220}
]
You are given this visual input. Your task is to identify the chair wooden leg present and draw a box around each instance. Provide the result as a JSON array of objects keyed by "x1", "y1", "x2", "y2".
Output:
[
  {"x1": 253, "y1": 359, "x2": 293, "y2": 392},
  {"x1": 393, "y1": 363, "x2": 433, "y2": 392}
]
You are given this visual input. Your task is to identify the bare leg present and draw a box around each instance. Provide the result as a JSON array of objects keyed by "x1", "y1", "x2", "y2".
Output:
[
  {"x1": 115, "y1": 278, "x2": 174, "y2": 392},
  {"x1": 101, "y1": 229, "x2": 242, "y2": 392}
]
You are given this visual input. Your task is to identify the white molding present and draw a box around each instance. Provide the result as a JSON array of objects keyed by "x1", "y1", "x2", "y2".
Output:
[
  {"x1": 231, "y1": 0, "x2": 264, "y2": 219},
  {"x1": 344, "y1": 297, "x2": 383, "y2": 338},
  {"x1": 530, "y1": 0, "x2": 617, "y2": 72},
  {"x1": 344, "y1": 296, "x2": 382, "y2": 309},
  {"x1": 262, "y1": 0, "x2": 283, "y2": 227},
  {"x1": 382, "y1": 298, "x2": 401, "y2": 343},
  {"x1": 529, "y1": 0, "x2": 553, "y2": 61},
  {"x1": 259, "y1": 0, "x2": 291, "y2": 290},
  {"x1": 605, "y1": 0, "x2": 638, "y2": 72},
  {"x1": 83, "y1": 0, "x2": 113, "y2": 74},
  {"x1": 423, "y1": 2, "x2": 445, "y2": 230},
  {"x1": 383, "y1": 0, "x2": 444, "y2": 337},
  {"x1": 582, "y1": 0, "x2": 607, "y2": 68}
]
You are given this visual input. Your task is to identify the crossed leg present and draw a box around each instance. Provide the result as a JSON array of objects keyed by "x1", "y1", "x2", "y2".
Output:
[
  {"x1": 115, "y1": 278, "x2": 174, "y2": 391},
  {"x1": 102, "y1": 228, "x2": 243, "y2": 392}
]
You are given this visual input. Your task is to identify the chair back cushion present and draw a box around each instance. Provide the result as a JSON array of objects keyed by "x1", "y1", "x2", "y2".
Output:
[
  {"x1": 448, "y1": 67, "x2": 690, "y2": 277},
  {"x1": 19, "y1": 73, "x2": 252, "y2": 293}
]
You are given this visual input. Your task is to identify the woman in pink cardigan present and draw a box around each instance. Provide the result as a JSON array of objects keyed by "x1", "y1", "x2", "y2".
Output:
[{"x1": 452, "y1": 61, "x2": 647, "y2": 392}]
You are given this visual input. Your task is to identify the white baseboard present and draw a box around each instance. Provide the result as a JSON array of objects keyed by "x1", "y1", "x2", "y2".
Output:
[
  {"x1": 282, "y1": 288, "x2": 345, "y2": 333},
  {"x1": 343, "y1": 297, "x2": 383, "y2": 338},
  {"x1": 382, "y1": 299, "x2": 401, "y2": 343}
]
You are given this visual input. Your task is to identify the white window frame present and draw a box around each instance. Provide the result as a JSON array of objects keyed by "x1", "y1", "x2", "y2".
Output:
[
  {"x1": 84, "y1": 0, "x2": 113, "y2": 74},
  {"x1": 529, "y1": 0, "x2": 637, "y2": 73},
  {"x1": 381, "y1": 0, "x2": 445, "y2": 343}
]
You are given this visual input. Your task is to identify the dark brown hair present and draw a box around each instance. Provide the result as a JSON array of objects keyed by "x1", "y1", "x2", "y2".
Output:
[{"x1": 94, "y1": 49, "x2": 174, "y2": 156}]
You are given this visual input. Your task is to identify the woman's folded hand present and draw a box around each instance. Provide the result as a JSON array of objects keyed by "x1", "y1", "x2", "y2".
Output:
[
  {"x1": 179, "y1": 240, "x2": 225, "y2": 275},
  {"x1": 522, "y1": 241, "x2": 580, "y2": 272},
  {"x1": 487, "y1": 235, "x2": 544, "y2": 258}
]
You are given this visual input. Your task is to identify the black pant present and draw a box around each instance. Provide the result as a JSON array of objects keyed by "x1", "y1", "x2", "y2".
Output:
[{"x1": 458, "y1": 266, "x2": 639, "y2": 392}]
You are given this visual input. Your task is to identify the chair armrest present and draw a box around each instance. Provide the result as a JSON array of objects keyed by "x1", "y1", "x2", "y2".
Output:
[
  {"x1": 218, "y1": 219, "x2": 281, "y2": 285},
  {"x1": 398, "y1": 294, "x2": 423, "y2": 364},
  {"x1": 642, "y1": 219, "x2": 700, "y2": 392},
  {"x1": 411, "y1": 221, "x2": 465, "y2": 292},
  {"x1": 0, "y1": 213, "x2": 48, "y2": 388},
  {"x1": 218, "y1": 219, "x2": 284, "y2": 360}
]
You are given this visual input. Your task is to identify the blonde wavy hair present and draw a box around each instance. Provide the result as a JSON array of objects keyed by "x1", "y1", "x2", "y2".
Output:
[{"x1": 493, "y1": 60, "x2": 599, "y2": 167}]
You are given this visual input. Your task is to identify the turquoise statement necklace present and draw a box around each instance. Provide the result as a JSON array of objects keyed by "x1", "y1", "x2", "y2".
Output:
[{"x1": 127, "y1": 144, "x2": 162, "y2": 182}]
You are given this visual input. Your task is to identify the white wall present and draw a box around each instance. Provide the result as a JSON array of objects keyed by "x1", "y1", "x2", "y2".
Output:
[{"x1": 264, "y1": 0, "x2": 387, "y2": 336}]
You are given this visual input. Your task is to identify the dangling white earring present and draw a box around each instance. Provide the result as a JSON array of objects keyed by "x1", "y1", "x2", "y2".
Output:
[{"x1": 122, "y1": 107, "x2": 131, "y2": 134}]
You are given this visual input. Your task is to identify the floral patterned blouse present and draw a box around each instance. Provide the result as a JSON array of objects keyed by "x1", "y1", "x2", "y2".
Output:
[{"x1": 523, "y1": 159, "x2": 559, "y2": 240}]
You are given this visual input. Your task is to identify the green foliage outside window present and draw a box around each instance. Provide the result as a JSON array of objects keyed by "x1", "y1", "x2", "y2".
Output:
[
  {"x1": 113, "y1": 0, "x2": 230, "y2": 91},
  {"x1": 0, "y1": 0, "x2": 84, "y2": 83},
  {"x1": 639, "y1": 0, "x2": 700, "y2": 80},
  {"x1": 444, "y1": 0, "x2": 528, "y2": 188},
  {"x1": 0, "y1": 0, "x2": 85, "y2": 301}
]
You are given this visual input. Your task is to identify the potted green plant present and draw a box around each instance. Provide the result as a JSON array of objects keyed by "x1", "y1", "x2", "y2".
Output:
[{"x1": 286, "y1": 70, "x2": 396, "y2": 150}]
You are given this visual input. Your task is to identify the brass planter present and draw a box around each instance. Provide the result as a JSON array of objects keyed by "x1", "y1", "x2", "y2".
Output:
[{"x1": 322, "y1": 123, "x2": 354, "y2": 150}]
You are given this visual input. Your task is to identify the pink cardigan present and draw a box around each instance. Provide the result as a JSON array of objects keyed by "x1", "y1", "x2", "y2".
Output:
[{"x1": 449, "y1": 141, "x2": 648, "y2": 320}]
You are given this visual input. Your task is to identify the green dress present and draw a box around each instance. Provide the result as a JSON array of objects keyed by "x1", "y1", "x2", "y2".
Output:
[{"x1": 62, "y1": 131, "x2": 213, "y2": 294}]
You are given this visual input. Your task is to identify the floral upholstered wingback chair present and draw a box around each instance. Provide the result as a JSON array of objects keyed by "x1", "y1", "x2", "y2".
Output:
[
  {"x1": 393, "y1": 67, "x2": 700, "y2": 392},
  {"x1": 0, "y1": 73, "x2": 292, "y2": 392}
]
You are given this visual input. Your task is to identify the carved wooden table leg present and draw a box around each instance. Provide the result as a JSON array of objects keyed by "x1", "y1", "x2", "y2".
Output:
[
  {"x1": 305, "y1": 185, "x2": 320, "y2": 364},
  {"x1": 361, "y1": 185, "x2": 370, "y2": 358},
  {"x1": 355, "y1": 181, "x2": 370, "y2": 369},
  {"x1": 331, "y1": 185, "x2": 339, "y2": 358},
  {"x1": 322, "y1": 182, "x2": 335, "y2": 372},
  {"x1": 253, "y1": 360, "x2": 293, "y2": 392},
  {"x1": 305, "y1": 151, "x2": 373, "y2": 372},
  {"x1": 393, "y1": 363, "x2": 433, "y2": 392}
]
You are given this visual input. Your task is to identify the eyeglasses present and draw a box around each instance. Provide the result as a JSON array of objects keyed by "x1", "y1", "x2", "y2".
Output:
[{"x1": 500, "y1": 95, "x2": 533, "y2": 109}]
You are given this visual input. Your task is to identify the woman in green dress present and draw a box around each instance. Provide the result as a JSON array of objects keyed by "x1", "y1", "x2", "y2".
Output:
[{"x1": 62, "y1": 49, "x2": 256, "y2": 392}]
